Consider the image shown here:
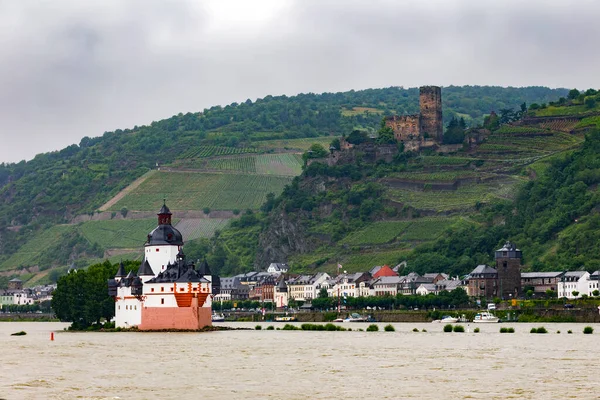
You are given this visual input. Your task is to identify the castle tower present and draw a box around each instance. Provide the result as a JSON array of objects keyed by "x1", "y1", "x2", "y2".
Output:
[
  {"x1": 495, "y1": 241, "x2": 522, "y2": 299},
  {"x1": 419, "y1": 86, "x2": 443, "y2": 142},
  {"x1": 145, "y1": 201, "x2": 183, "y2": 276}
]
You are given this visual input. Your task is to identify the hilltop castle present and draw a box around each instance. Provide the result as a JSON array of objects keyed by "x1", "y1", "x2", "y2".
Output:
[
  {"x1": 107, "y1": 202, "x2": 219, "y2": 330},
  {"x1": 384, "y1": 86, "x2": 443, "y2": 151}
]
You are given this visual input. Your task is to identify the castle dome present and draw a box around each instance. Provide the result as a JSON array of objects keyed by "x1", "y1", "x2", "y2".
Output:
[{"x1": 146, "y1": 202, "x2": 183, "y2": 246}]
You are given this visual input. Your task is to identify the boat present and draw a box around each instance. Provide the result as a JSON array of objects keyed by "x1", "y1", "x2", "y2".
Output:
[
  {"x1": 343, "y1": 313, "x2": 373, "y2": 323},
  {"x1": 332, "y1": 318, "x2": 344, "y2": 323},
  {"x1": 472, "y1": 312, "x2": 499, "y2": 323},
  {"x1": 274, "y1": 315, "x2": 297, "y2": 322},
  {"x1": 211, "y1": 313, "x2": 225, "y2": 322},
  {"x1": 433, "y1": 315, "x2": 459, "y2": 323}
]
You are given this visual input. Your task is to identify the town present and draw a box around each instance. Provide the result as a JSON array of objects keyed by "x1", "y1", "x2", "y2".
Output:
[{"x1": 215, "y1": 242, "x2": 600, "y2": 307}]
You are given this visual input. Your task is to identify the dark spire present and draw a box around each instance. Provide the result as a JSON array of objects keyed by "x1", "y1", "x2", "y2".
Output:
[
  {"x1": 157, "y1": 200, "x2": 172, "y2": 225},
  {"x1": 115, "y1": 262, "x2": 127, "y2": 278},
  {"x1": 137, "y1": 257, "x2": 155, "y2": 276},
  {"x1": 197, "y1": 258, "x2": 212, "y2": 275}
]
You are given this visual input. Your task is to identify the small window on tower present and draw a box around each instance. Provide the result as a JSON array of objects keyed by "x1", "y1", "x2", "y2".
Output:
[
  {"x1": 156, "y1": 248, "x2": 160, "y2": 252},
  {"x1": 161, "y1": 287, "x2": 164, "y2": 292},
  {"x1": 161, "y1": 298, "x2": 164, "y2": 305},
  {"x1": 151, "y1": 288, "x2": 154, "y2": 292}
]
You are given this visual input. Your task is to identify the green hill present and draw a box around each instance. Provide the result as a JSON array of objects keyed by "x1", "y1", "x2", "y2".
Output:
[{"x1": 0, "y1": 85, "x2": 583, "y2": 285}]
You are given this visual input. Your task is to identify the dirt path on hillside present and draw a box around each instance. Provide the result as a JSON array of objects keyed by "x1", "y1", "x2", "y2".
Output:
[{"x1": 99, "y1": 170, "x2": 156, "y2": 212}]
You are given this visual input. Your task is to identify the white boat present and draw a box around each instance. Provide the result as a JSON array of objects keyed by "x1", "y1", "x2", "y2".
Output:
[
  {"x1": 274, "y1": 315, "x2": 297, "y2": 322},
  {"x1": 472, "y1": 312, "x2": 499, "y2": 323},
  {"x1": 211, "y1": 313, "x2": 225, "y2": 322},
  {"x1": 343, "y1": 313, "x2": 371, "y2": 323}
]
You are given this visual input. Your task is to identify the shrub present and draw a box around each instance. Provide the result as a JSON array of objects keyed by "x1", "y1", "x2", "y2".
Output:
[
  {"x1": 366, "y1": 324, "x2": 379, "y2": 332},
  {"x1": 443, "y1": 324, "x2": 453, "y2": 332},
  {"x1": 473, "y1": 327, "x2": 480, "y2": 333},
  {"x1": 568, "y1": 330, "x2": 572, "y2": 334},
  {"x1": 282, "y1": 324, "x2": 299, "y2": 330},
  {"x1": 507, "y1": 327, "x2": 515, "y2": 333},
  {"x1": 255, "y1": 325, "x2": 262, "y2": 330},
  {"x1": 413, "y1": 328, "x2": 419, "y2": 332},
  {"x1": 422, "y1": 329, "x2": 427, "y2": 332},
  {"x1": 500, "y1": 327, "x2": 508, "y2": 333},
  {"x1": 530, "y1": 328, "x2": 537, "y2": 334},
  {"x1": 384, "y1": 324, "x2": 395, "y2": 332},
  {"x1": 266, "y1": 326, "x2": 274, "y2": 330},
  {"x1": 536, "y1": 326, "x2": 547, "y2": 334},
  {"x1": 556, "y1": 331, "x2": 560, "y2": 334},
  {"x1": 453, "y1": 325, "x2": 465, "y2": 333},
  {"x1": 583, "y1": 326, "x2": 594, "y2": 334}
]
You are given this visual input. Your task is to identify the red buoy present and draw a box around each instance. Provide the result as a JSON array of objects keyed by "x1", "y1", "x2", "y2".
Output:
[{"x1": 50, "y1": 332, "x2": 54, "y2": 341}]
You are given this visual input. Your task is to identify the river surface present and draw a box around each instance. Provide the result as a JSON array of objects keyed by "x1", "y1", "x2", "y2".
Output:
[{"x1": 1, "y1": 321, "x2": 600, "y2": 399}]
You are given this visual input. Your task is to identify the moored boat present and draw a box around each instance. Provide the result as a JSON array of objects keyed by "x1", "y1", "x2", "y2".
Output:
[
  {"x1": 211, "y1": 313, "x2": 225, "y2": 322},
  {"x1": 472, "y1": 312, "x2": 499, "y2": 323},
  {"x1": 274, "y1": 315, "x2": 297, "y2": 322}
]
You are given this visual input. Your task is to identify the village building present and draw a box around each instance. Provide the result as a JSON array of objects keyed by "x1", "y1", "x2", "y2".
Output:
[
  {"x1": 557, "y1": 271, "x2": 591, "y2": 299},
  {"x1": 466, "y1": 264, "x2": 498, "y2": 298},
  {"x1": 108, "y1": 202, "x2": 219, "y2": 330},
  {"x1": 495, "y1": 241, "x2": 522, "y2": 299},
  {"x1": 521, "y1": 271, "x2": 564, "y2": 295}
]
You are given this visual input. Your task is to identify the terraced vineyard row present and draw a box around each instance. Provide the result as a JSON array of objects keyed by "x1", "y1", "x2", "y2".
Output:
[
  {"x1": 253, "y1": 137, "x2": 334, "y2": 151},
  {"x1": 203, "y1": 154, "x2": 303, "y2": 176},
  {"x1": 174, "y1": 218, "x2": 231, "y2": 241},
  {"x1": 342, "y1": 221, "x2": 412, "y2": 245},
  {"x1": 495, "y1": 126, "x2": 548, "y2": 134},
  {"x1": 109, "y1": 171, "x2": 293, "y2": 211},
  {"x1": 485, "y1": 131, "x2": 582, "y2": 152},
  {"x1": 389, "y1": 170, "x2": 485, "y2": 182},
  {"x1": 0, "y1": 225, "x2": 74, "y2": 271},
  {"x1": 178, "y1": 146, "x2": 258, "y2": 159},
  {"x1": 386, "y1": 180, "x2": 518, "y2": 211},
  {"x1": 539, "y1": 119, "x2": 580, "y2": 132}
]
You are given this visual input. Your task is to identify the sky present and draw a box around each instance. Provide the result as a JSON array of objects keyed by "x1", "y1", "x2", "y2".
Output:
[{"x1": 0, "y1": 0, "x2": 599, "y2": 163}]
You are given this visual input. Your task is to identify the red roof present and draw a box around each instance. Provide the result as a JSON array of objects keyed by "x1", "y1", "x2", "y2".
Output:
[{"x1": 373, "y1": 265, "x2": 398, "y2": 278}]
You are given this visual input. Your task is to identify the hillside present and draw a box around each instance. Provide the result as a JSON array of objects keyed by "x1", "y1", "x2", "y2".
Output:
[
  {"x1": 0, "y1": 86, "x2": 573, "y2": 286},
  {"x1": 202, "y1": 88, "x2": 600, "y2": 278}
]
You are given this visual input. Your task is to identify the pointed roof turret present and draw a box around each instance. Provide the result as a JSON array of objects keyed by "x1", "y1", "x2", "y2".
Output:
[
  {"x1": 277, "y1": 277, "x2": 287, "y2": 291},
  {"x1": 125, "y1": 270, "x2": 135, "y2": 279},
  {"x1": 197, "y1": 259, "x2": 212, "y2": 275},
  {"x1": 137, "y1": 258, "x2": 155, "y2": 276},
  {"x1": 115, "y1": 262, "x2": 127, "y2": 278},
  {"x1": 157, "y1": 200, "x2": 173, "y2": 225}
]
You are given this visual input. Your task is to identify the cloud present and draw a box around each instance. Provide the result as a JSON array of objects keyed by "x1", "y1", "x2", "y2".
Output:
[{"x1": 0, "y1": 0, "x2": 598, "y2": 162}]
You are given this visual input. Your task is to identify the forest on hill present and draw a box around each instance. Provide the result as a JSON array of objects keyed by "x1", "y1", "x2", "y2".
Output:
[{"x1": 0, "y1": 85, "x2": 575, "y2": 285}]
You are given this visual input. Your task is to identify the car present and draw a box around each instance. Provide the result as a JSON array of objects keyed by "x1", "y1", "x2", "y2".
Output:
[
  {"x1": 564, "y1": 303, "x2": 574, "y2": 309},
  {"x1": 487, "y1": 303, "x2": 496, "y2": 311}
]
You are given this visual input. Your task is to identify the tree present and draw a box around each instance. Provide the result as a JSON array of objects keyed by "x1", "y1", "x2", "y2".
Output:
[
  {"x1": 443, "y1": 116, "x2": 466, "y2": 144},
  {"x1": 593, "y1": 290, "x2": 600, "y2": 297},
  {"x1": 52, "y1": 260, "x2": 137, "y2": 329},
  {"x1": 318, "y1": 287, "x2": 328, "y2": 298},
  {"x1": 330, "y1": 138, "x2": 341, "y2": 151},
  {"x1": 302, "y1": 144, "x2": 329, "y2": 164},
  {"x1": 346, "y1": 130, "x2": 369, "y2": 145},
  {"x1": 584, "y1": 97, "x2": 596, "y2": 109},
  {"x1": 568, "y1": 89, "x2": 580, "y2": 100},
  {"x1": 572, "y1": 291, "x2": 579, "y2": 298}
]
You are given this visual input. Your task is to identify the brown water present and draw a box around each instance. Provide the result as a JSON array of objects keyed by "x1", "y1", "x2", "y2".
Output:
[{"x1": 1, "y1": 321, "x2": 600, "y2": 399}]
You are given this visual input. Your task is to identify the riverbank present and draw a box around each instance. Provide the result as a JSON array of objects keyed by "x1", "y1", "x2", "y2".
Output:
[{"x1": 0, "y1": 313, "x2": 58, "y2": 322}]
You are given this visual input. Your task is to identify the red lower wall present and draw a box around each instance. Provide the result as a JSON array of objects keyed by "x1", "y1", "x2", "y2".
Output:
[{"x1": 139, "y1": 306, "x2": 212, "y2": 330}]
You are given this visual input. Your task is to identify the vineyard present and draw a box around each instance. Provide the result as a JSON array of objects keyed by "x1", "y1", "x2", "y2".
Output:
[
  {"x1": 253, "y1": 137, "x2": 335, "y2": 151},
  {"x1": 495, "y1": 126, "x2": 548, "y2": 134},
  {"x1": 398, "y1": 217, "x2": 461, "y2": 241},
  {"x1": 386, "y1": 180, "x2": 519, "y2": 211},
  {"x1": 0, "y1": 225, "x2": 74, "y2": 271},
  {"x1": 388, "y1": 170, "x2": 487, "y2": 183},
  {"x1": 341, "y1": 221, "x2": 412, "y2": 245},
  {"x1": 333, "y1": 248, "x2": 412, "y2": 273},
  {"x1": 202, "y1": 154, "x2": 303, "y2": 176},
  {"x1": 109, "y1": 171, "x2": 293, "y2": 211},
  {"x1": 177, "y1": 146, "x2": 258, "y2": 159},
  {"x1": 538, "y1": 119, "x2": 581, "y2": 132},
  {"x1": 78, "y1": 218, "x2": 174, "y2": 250},
  {"x1": 174, "y1": 218, "x2": 231, "y2": 241},
  {"x1": 484, "y1": 131, "x2": 582, "y2": 153},
  {"x1": 414, "y1": 156, "x2": 477, "y2": 167}
]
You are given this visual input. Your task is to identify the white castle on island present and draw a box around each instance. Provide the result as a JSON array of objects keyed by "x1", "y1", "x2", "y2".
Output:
[{"x1": 107, "y1": 202, "x2": 219, "y2": 330}]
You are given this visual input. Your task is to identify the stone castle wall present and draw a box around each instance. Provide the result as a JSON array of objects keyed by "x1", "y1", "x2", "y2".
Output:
[{"x1": 385, "y1": 115, "x2": 421, "y2": 142}]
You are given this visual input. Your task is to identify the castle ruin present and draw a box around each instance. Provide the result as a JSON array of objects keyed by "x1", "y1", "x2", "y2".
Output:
[{"x1": 384, "y1": 86, "x2": 443, "y2": 151}]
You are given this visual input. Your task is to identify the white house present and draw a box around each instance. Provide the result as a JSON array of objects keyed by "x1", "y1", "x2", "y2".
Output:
[
  {"x1": 267, "y1": 263, "x2": 289, "y2": 275},
  {"x1": 372, "y1": 276, "x2": 401, "y2": 296},
  {"x1": 557, "y1": 271, "x2": 590, "y2": 299}
]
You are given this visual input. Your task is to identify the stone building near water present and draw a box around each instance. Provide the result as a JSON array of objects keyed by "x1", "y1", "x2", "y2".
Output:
[
  {"x1": 384, "y1": 86, "x2": 444, "y2": 151},
  {"x1": 495, "y1": 241, "x2": 522, "y2": 299}
]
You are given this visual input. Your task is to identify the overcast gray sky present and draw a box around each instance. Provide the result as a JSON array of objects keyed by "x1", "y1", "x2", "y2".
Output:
[{"x1": 0, "y1": 0, "x2": 598, "y2": 163}]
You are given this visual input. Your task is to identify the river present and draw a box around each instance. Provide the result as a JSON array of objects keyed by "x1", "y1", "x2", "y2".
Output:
[{"x1": 1, "y1": 321, "x2": 599, "y2": 399}]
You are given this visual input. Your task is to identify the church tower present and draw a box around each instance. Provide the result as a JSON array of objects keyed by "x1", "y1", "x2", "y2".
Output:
[
  {"x1": 145, "y1": 201, "x2": 183, "y2": 276},
  {"x1": 419, "y1": 86, "x2": 443, "y2": 142},
  {"x1": 495, "y1": 241, "x2": 522, "y2": 299}
]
